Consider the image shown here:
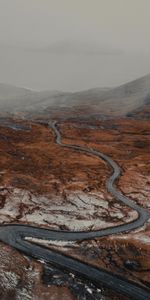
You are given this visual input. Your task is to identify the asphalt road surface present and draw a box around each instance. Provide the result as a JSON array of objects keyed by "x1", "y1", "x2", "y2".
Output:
[{"x1": 0, "y1": 121, "x2": 150, "y2": 300}]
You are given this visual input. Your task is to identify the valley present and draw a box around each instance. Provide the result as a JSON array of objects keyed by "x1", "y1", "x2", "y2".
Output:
[{"x1": 0, "y1": 75, "x2": 149, "y2": 299}]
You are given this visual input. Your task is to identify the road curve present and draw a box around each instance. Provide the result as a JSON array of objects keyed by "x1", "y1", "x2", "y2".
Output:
[{"x1": 0, "y1": 121, "x2": 150, "y2": 300}]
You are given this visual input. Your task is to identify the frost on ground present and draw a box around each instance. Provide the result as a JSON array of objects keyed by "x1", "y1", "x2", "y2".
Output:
[
  {"x1": 119, "y1": 169, "x2": 150, "y2": 209},
  {"x1": 25, "y1": 237, "x2": 75, "y2": 248},
  {"x1": 0, "y1": 242, "x2": 81, "y2": 300},
  {"x1": 0, "y1": 243, "x2": 36, "y2": 300},
  {"x1": 0, "y1": 186, "x2": 137, "y2": 231}
]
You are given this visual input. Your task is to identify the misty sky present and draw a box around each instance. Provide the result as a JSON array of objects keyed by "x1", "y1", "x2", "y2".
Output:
[{"x1": 0, "y1": 0, "x2": 150, "y2": 91}]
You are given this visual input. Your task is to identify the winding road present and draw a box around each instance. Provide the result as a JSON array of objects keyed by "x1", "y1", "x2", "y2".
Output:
[{"x1": 0, "y1": 121, "x2": 150, "y2": 300}]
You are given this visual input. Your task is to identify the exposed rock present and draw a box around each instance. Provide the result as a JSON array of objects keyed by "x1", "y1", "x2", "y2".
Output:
[{"x1": 0, "y1": 116, "x2": 149, "y2": 299}]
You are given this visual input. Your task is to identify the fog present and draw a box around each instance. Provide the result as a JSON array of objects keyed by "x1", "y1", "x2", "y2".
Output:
[{"x1": 0, "y1": 0, "x2": 150, "y2": 91}]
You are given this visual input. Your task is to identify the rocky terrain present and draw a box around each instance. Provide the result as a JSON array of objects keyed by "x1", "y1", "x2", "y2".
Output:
[
  {"x1": 0, "y1": 114, "x2": 149, "y2": 300},
  {"x1": 0, "y1": 75, "x2": 149, "y2": 299}
]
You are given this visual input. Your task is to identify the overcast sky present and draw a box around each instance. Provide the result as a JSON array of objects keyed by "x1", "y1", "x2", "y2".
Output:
[
  {"x1": 0, "y1": 0, "x2": 150, "y2": 51},
  {"x1": 0, "y1": 0, "x2": 150, "y2": 90}
]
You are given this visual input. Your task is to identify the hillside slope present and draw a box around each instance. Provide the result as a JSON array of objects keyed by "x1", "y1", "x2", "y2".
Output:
[{"x1": 0, "y1": 74, "x2": 150, "y2": 118}]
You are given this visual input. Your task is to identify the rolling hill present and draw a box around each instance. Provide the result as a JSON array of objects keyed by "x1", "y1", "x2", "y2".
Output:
[{"x1": 0, "y1": 74, "x2": 150, "y2": 119}]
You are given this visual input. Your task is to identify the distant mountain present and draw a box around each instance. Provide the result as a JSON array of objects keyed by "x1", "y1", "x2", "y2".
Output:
[
  {"x1": 0, "y1": 83, "x2": 67, "y2": 113},
  {"x1": 0, "y1": 74, "x2": 150, "y2": 118},
  {"x1": 31, "y1": 74, "x2": 150, "y2": 118},
  {"x1": 89, "y1": 73, "x2": 150, "y2": 116},
  {"x1": 0, "y1": 83, "x2": 36, "y2": 111},
  {"x1": 0, "y1": 83, "x2": 31, "y2": 99}
]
